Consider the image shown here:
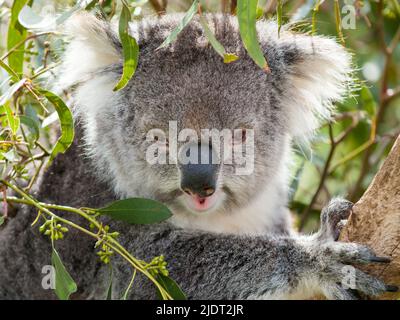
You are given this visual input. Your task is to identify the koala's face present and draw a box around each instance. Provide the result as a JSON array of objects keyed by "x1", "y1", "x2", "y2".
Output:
[
  {"x1": 65, "y1": 14, "x2": 350, "y2": 219},
  {"x1": 113, "y1": 54, "x2": 287, "y2": 217}
]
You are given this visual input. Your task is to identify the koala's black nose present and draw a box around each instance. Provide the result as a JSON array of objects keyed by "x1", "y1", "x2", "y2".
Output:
[{"x1": 179, "y1": 142, "x2": 219, "y2": 198}]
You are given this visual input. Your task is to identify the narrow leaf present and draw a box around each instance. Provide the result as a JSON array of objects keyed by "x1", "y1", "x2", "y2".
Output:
[
  {"x1": 7, "y1": 0, "x2": 29, "y2": 74},
  {"x1": 98, "y1": 198, "x2": 172, "y2": 224},
  {"x1": 0, "y1": 215, "x2": 4, "y2": 226},
  {"x1": 334, "y1": 0, "x2": 345, "y2": 45},
  {"x1": 360, "y1": 86, "x2": 377, "y2": 118},
  {"x1": 199, "y1": 15, "x2": 238, "y2": 64},
  {"x1": 114, "y1": 3, "x2": 139, "y2": 91},
  {"x1": 237, "y1": 0, "x2": 270, "y2": 72},
  {"x1": 38, "y1": 89, "x2": 74, "y2": 163},
  {"x1": 106, "y1": 265, "x2": 113, "y2": 300},
  {"x1": 157, "y1": 0, "x2": 199, "y2": 50},
  {"x1": 20, "y1": 115, "x2": 40, "y2": 142},
  {"x1": 52, "y1": 248, "x2": 77, "y2": 300},
  {"x1": 277, "y1": 0, "x2": 283, "y2": 37},
  {"x1": 0, "y1": 59, "x2": 20, "y2": 81},
  {"x1": 3, "y1": 101, "x2": 20, "y2": 135},
  {"x1": 156, "y1": 274, "x2": 186, "y2": 300}
]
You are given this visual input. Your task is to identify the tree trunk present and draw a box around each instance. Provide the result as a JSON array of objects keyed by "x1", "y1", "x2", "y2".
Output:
[{"x1": 339, "y1": 134, "x2": 400, "y2": 299}]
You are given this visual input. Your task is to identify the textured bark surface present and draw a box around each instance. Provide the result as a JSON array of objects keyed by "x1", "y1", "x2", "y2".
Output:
[{"x1": 340, "y1": 135, "x2": 400, "y2": 299}]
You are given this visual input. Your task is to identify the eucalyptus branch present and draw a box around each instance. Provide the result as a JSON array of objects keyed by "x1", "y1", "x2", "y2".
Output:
[{"x1": 1, "y1": 181, "x2": 173, "y2": 300}]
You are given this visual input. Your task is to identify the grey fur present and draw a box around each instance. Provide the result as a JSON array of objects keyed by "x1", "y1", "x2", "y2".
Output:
[{"x1": 0, "y1": 14, "x2": 393, "y2": 299}]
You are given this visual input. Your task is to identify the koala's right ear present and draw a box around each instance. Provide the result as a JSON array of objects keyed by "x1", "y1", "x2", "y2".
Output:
[{"x1": 57, "y1": 12, "x2": 122, "y2": 90}]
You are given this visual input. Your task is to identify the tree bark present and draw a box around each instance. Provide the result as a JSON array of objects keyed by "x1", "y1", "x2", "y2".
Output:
[{"x1": 339, "y1": 134, "x2": 400, "y2": 299}]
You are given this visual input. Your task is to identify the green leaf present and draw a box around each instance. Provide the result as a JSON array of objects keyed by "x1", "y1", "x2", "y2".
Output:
[
  {"x1": 256, "y1": 6, "x2": 264, "y2": 20},
  {"x1": 7, "y1": 0, "x2": 29, "y2": 74},
  {"x1": 155, "y1": 274, "x2": 186, "y2": 300},
  {"x1": 223, "y1": 53, "x2": 239, "y2": 63},
  {"x1": 98, "y1": 198, "x2": 172, "y2": 224},
  {"x1": 113, "y1": 2, "x2": 139, "y2": 91},
  {"x1": 390, "y1": 0, "x2": 400, "y2": 18},
  {"x1": 3, "y1": 101, "x2": 20, "y2": 135},
  {"x1": 237, "y1": 0, "x2": 270, "y2": 72},
  {"x1": 199, "y1": 15, "x2": 239, "y2": 64},
  {"x1": 277, "y1": 0, "x2": 283, "y2": 37},
  {"x1": 0, "y1": 78, "x2": 26, "y2": 135},
  {"x1": 288, "y1": 159, "x2": 305, "y2": 203},
  {"x1": 20, "y1": 115, "x2": 40, "y2": 142},
  {"x1": 360, "y1": 86, "x2": 377, "y2": 118},
  {"x1": 52, "y1": 248, "x2": 77, "y2": 300},
  {"x1": 106, "y1": 265, "x2": 113, "y2": 300},
  {"x1": 0, "y1": 59, "x2": 20, "y2": 81},
  {"x1": 157, "y1": 0, "x2": 199, "y2": 50},
  {"x1": 38, "y1": 89, "x2": 74, "y2": 163},
  {"x1": 334, "y1": 0, "x2": 345, "y2": 45},
  {"x1": 0, "y1": 215, "x2": 4, "y2": 226}
]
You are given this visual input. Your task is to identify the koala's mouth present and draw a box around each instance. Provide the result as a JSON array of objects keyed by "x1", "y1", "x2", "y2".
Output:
[{"x1": 183, "y1": 192, "x2": 220, "y2": 213}]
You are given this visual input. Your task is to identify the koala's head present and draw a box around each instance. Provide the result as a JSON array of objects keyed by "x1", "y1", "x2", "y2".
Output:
[{"x1": 59, "y1": 13, "x2": 351, "y2": 219}]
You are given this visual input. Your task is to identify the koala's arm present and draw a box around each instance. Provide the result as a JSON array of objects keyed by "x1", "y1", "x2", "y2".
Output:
[
  {"x1": 0, "y1": 138, "x2": 394, "y2": 300},
  {"x1": 117, "y1": 204, "x2": 394, "y2": 300}
]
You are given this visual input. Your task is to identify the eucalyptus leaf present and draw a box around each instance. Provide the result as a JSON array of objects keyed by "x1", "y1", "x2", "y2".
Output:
[
  {"x1": 155, "y1": 273, "x2": 186, "y2": 300},
  {"x1": 237, "y1": 0, "x2": 270, "y2": 72},
  {"x1": 38, "y1": 89, "x2": 74, "y2": 163},
  {"x1": 106, "y1": 265, "x2": 113, "y2": 300},
  {"x1": 199, "y1": 15, "x2": 238, "y2": 64},
  {"x1": 52, "y1": 248, "x2": 77, "y2": 300},
  {"x1": 0, "y1": 216, "x2": 4, "y2": 226},
  {"x1": 360, "y1": 86, "x2": 377, "y2": 118},
  {"x1": 157, "y1": 0, "x2": 199, "y2": 50},
  {"x1": 0, "y1": 78, "x2": 26, "y2": 135},
  {"x1": 20, "y1": 115, "x2": 40, "y2": 142},
  {"x1": 113, "y1": 2, "x2": 139, "y2": 91},
  {"x1": 7, "y1": 0, "x2": 29, "y2": 74},
  {"x1": 98, "y1": 198, "x2": 172, "y2": 224},
  {"x1": 277, "y1": 0, "x2": 283, "y2": 37},
  {"x1": 3, "y1": 101, "x2": 20, "y2": 135}
]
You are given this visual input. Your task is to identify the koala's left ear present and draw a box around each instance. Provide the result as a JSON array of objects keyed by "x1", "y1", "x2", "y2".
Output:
[
  {"x1": 56, "y1": 12, "x2": 123, "y2": 90},
  {"x1": 263, "y1": 26, "x2": 353, "y2": 138}
]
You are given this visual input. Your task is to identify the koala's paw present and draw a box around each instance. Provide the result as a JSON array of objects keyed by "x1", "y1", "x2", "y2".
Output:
[
  {"x1": 318, "y1": 198, "x2": 353, "y2": 241},
  {"x1": 313, "y1": 241, "x2": 398, "y2": 299}
]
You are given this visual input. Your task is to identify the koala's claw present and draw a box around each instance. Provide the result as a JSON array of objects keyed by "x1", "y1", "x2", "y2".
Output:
[
  {"x1": 386, "y1": 285, "x2": 399, "y2": 292},
  {"x1": 313, "y1": 240, "x2": 396, "y2": 299},
  {"x1": 318, "y1": 198, "x2": 353, "y2": 241},
  {"x1": 369, "y1": 256, "x2": 392, "y2": 263}
]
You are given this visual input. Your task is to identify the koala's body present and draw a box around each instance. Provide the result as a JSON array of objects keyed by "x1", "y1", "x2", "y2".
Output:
[{"x1": 0, "y1": 13, "x2": 395, "y2": 300}]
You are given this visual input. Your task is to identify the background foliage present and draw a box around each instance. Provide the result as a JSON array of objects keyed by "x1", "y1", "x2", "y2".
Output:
[{"x1": 0, "y1": 0, "x2": 399, "y2": 299}]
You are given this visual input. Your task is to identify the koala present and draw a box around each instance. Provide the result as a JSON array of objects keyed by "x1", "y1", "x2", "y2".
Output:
[{"x1": 0, "y1": 13, "x2": 397, "y2": 300}]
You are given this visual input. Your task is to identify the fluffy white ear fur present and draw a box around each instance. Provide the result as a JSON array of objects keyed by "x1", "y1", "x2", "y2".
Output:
[
  {"x1": 56, "y1": 13, "x2": 121, "y2": 91},
  {"x1": 279, "y1": 32, "x2": 353, "y2": 138}
]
